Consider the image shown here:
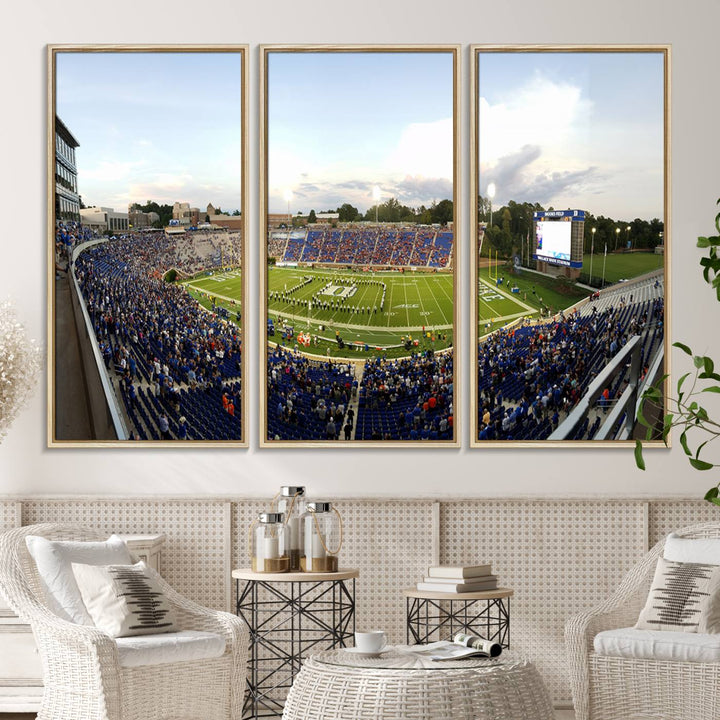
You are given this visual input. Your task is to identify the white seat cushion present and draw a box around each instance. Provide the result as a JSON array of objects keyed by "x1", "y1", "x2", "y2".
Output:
[
  {"x1": 594, "y1": 627, "x2": 720, "y2": 663},
  {"x1": 116, "y1": 630, "x2": 226, "y2": 668}
]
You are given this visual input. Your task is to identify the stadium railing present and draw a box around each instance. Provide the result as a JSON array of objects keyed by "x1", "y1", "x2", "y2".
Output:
[
  {"x1": 68, "y1": 239, "x2": 129, "y2": 441},
  {"x1": 549, "y1": 335, "x2": 642, "y2": 442}
]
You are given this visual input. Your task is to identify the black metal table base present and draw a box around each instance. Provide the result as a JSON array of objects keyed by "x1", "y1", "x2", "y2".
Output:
[
  {"x1": 406, "y1": 596, "x2": 510, "y2": 648},
  {"x1": 236, "y1": 578, "x2": 356, "y2": 719}
]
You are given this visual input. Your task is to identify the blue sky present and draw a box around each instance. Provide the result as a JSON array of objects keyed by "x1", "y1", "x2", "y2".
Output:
[
  {"x1": 56, "y1": 52, "x2": 243, "y2": 213},
  {"x1": 267, "y1": 51, "x2": 454, "y2": 214},
  {"x1": 478, "y1": 51, "x2": 665, "y2": 221}
]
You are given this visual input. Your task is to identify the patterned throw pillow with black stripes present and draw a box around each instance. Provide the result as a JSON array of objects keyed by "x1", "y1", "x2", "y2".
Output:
[
  {"x1": 71, "y1": 560, "x2": 178, "y2": 638},
  {"x1": 635, "y1": 557, "x2": 720, "y2": 633}
]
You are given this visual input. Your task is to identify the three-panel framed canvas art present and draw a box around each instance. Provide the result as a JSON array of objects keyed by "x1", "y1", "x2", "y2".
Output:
[{"x1": 48, "y1": 44, "x2": 670, "y2": 449}]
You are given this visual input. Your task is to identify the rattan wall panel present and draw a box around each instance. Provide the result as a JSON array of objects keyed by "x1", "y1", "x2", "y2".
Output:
[
  {"x1": 440, "y1": 500, "x2": 646, "y2": 704},
  {"x1": 22, "y1": 501, "x2": 227, "y2": 610},
  {"x1": 648, "y1": 500, "x2": 720, "y2": 545},
  {"x1": 338, "y1": 500, "x2": 434, "y2": 645},
  {"x1": 0, "y1": 502, "x2": 18, "y2": 531}
]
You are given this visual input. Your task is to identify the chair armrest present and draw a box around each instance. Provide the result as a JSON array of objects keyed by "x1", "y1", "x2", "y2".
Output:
[
  {"x1": 149, "y1": 570, "x2": 249, "y2": 714},
  {"x1": 565, "y1": 541, "x2": 662, "y2": 720},
  {"x1": 14, "y1": 598, "x2": 123, "y2": 720}
]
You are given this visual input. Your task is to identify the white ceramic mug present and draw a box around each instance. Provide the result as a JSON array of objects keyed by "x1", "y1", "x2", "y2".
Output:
[{"x1": 354, "y1": 630, "x2": 387, "y2": 653}]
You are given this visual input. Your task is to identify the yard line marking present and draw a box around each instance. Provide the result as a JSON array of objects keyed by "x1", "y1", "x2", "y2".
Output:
[
  {"x1": 402, "y1": 276, "x2": 410, "y2": 326},
  {"x1": 426, "y1": 275, "x2": 452, "y2": 326}
]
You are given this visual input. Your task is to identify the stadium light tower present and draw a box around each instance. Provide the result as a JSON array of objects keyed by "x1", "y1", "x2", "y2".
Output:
[
  {"x1": 283, "y1": 189, "x2": 293, "y2": 229},
  {"x1": 625, "y1": 225, "x2": 631, "y2": 250},
  {"x1": 487, "y1": 182, "x2": 496, "y2": 229},
  {"x1": 615, "y1": 226, "x2": 620, "y2": 251},
  {"x1": 589, "y1": 227, "x2": 596, "y2": 284},
  {"x1": 372, "y1": 185, "x2": 382, "y2": 224},
  {"x1": 602, "y1": 241, "x2": 608, "y2": 288}
]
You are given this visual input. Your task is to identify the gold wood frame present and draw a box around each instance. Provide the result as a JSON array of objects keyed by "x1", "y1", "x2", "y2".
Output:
[
  {"x1": 469, "y1": 45, "x2": 671, "y2": 448},
  {"x1": 260, "y1": 45, "x2": 461, "y2": 447},
  {"x1": 48, "y1": 45, "x2": 249, "y2": 447}
]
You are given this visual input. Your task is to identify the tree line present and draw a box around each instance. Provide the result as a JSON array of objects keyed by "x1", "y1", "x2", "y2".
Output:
[
  {"x1": 297, "y1": 198, "x2": 454, "y2": 226},
  {"x1": 478, "y1": 196, "x2": 664, "y2": 259}
]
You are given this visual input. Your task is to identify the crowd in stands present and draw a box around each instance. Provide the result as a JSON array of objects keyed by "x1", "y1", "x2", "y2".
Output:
[
  {"x1": 266, "y1": 344, "x2": 454, "y2": 441},
  {"x1": 476, "y1": 278, "x2": 664, "y2": 442},
  {"x1": 269, "y1": 226, "x2": 453, "y2": 269},
  {"x1": 267, "y1": 347, "x2": 356, "y2": 441},
  {"x1": 73, "y1": 232, "x2": 243, "y2": 441},
  {"x1": 55, "y1": 221, "x2": 96, "y2": 266},
  {"x1": 355, "y1": 351, "x2": 454, "y2": 441}
]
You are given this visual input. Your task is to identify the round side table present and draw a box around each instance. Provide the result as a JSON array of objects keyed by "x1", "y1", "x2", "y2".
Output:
[
  {"x1": 404, "y1": 587, "x2": 514, "y2": 647},
  {"x1": 233, "y1": 568, "x2": 359, "y2": 719},
  {"x1": 282, "y1": 647, "x2": 554, "y2": 720}
]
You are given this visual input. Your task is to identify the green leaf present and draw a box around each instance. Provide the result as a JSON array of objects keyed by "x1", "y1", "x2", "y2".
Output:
[
  {"x1": 634, "y1": 440, "x2": 646, "y2": 471},
  {"x1": 694, "y1": 355, "x2": 705, "y2": 369},
  {"x1": 705, "y1": 486, "x2": 720, "y2": 501},
  {"x1": 680, "y1": 431, "x2": 691, "y2": 456},
  {"x1": 698, "y1": 236, "x2": 711, "y2": 248},
  {"x1": 708, "y1": 496, "x2": 720, "y2": 508},
  {"x1": 690, "y1": 458, "x2": 714, "y2": 471},
  {"x1": 705, "y1": 357, "x2": 716, "y2": 375},
  {"x1": 701, "y1": 386, "x2": 720, "y2": 393},
  {"x1": 662, "y1": 413, "x2": 674, "y2": 445},
  {"x1": 677, "y1": 372, "x2": 691, "y2": 393},
  {"x1": 673, "y1": 342, "x2": 693, "y2": 356},
  {"x1": 698, "y1": 372, "x2": 720, "y2": 381}
]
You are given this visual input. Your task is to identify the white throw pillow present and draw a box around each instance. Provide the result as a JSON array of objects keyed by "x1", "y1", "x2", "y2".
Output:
[
  {"x1": 635, "y1": 557, "x2": 720, "y2": 633},
  {"x1": 71, "y1": 561, "x2": 178, "y2": 638},
  {"x1": 25, "y1": 534, "x2": 133, "y2": 624},
  {"x1": 664, "y1": 532, "x2": 720, "y2": 565}
]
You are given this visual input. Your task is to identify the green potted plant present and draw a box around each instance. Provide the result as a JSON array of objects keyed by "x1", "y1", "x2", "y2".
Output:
[{"x1": 635, "y1": 199, "x2": 720, "y2": 506}]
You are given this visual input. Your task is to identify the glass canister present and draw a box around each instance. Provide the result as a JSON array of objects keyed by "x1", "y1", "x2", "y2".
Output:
[
  {"x1": 251, "y1": 512, "x2": 290, "y2": 573},
  {"x1": 276, "y1": 486, "x2": 306, "y2": 571},
  {"x1": 301, "y1": 501, "x2": 343, "y2": 573}
]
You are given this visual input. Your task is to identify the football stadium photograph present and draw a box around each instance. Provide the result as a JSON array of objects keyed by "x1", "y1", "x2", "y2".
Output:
[
  {"x1": 471, "y1": 47, "x2": 669, "y2": 445},
  {"x1": 50, "y1": 46, "x2": 248, "y2": 445},
  {"x1": 261, "y1": 46, "x2": 459, "y2": 445}
]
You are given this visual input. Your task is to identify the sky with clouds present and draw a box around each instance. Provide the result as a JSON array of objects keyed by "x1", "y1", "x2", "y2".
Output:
[
  {"x1": 478, "y1": 51, "x2": 665, "y2": 221},
  {"x1": 56, "y1": 52, "x2": 242, "y2": 213},
  {"x1": 267, "y1": 52, "x2": 454, "y2": 215}
]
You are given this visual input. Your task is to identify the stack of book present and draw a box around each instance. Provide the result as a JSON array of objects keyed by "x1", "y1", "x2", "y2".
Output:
[{"x1": 416, "y1": 564, "x2": 498, "y2": 593}]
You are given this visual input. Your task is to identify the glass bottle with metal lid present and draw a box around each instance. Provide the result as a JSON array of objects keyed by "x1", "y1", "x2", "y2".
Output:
[
  {"x1": 276, "y1": 486, "x2": 306, "y2": 571},
  {"x1": 251, "y1": 512, "x2": 290, "y2": 573},
  {"x1": 301, "y1": 501, "x2": 343, "y2": 573}
]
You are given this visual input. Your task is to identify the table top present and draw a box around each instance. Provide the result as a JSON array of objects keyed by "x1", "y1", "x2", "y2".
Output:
[
  {"x1": 403, "y1": 587, "x2": 513, "y2": 600},
  {"x1": 311, "y1": 646, "x2": 524, "y2": 672},
  {"x1": 233, "y1": 568, "x2": 359, "y2": 582}
]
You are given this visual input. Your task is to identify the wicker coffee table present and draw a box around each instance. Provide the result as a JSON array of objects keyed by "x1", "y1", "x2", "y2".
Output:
[{"x1": 282, "y1": 647, "x2": 554, "y2": 720}]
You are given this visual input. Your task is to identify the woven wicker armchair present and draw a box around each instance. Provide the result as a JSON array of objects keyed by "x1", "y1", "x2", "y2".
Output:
[
  {"x1": 565, "y1": 521, "x2": 720, "y2": 720},
  {"x1": 0, "y1": 523, "x2": 248, "y2": 720}
]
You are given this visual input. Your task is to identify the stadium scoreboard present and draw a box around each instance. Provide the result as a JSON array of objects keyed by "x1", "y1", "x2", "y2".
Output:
[{"x1": 533, "y1": 209, "x2": 585, "y2": 275}]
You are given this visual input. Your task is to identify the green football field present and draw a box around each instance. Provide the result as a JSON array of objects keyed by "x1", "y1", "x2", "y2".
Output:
[
  {"x1": 581, "y1": 251, "x2": 664, "y2": 283},
  {"x1": 182, "y1": 266, "x2": 454, "y2": 358},
  {"x1": 266, "y1": 266, "x2": 453, "y2": 356},
  {"x1": 182, "y1": 269, "x2": 244, "y2": 321}
]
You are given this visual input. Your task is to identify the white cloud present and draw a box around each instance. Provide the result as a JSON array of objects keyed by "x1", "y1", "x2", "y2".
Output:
[
  {"x1": 386, "y1": 118, "x2": 453, "y2": 180},
  {"x1": 479, "y1": 73, "x2": 592, "y2": 169}
]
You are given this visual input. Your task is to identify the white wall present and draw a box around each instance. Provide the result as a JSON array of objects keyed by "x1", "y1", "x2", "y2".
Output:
[{"x1": 1, "y1": 0, "x2": 718, "y2": 498}]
